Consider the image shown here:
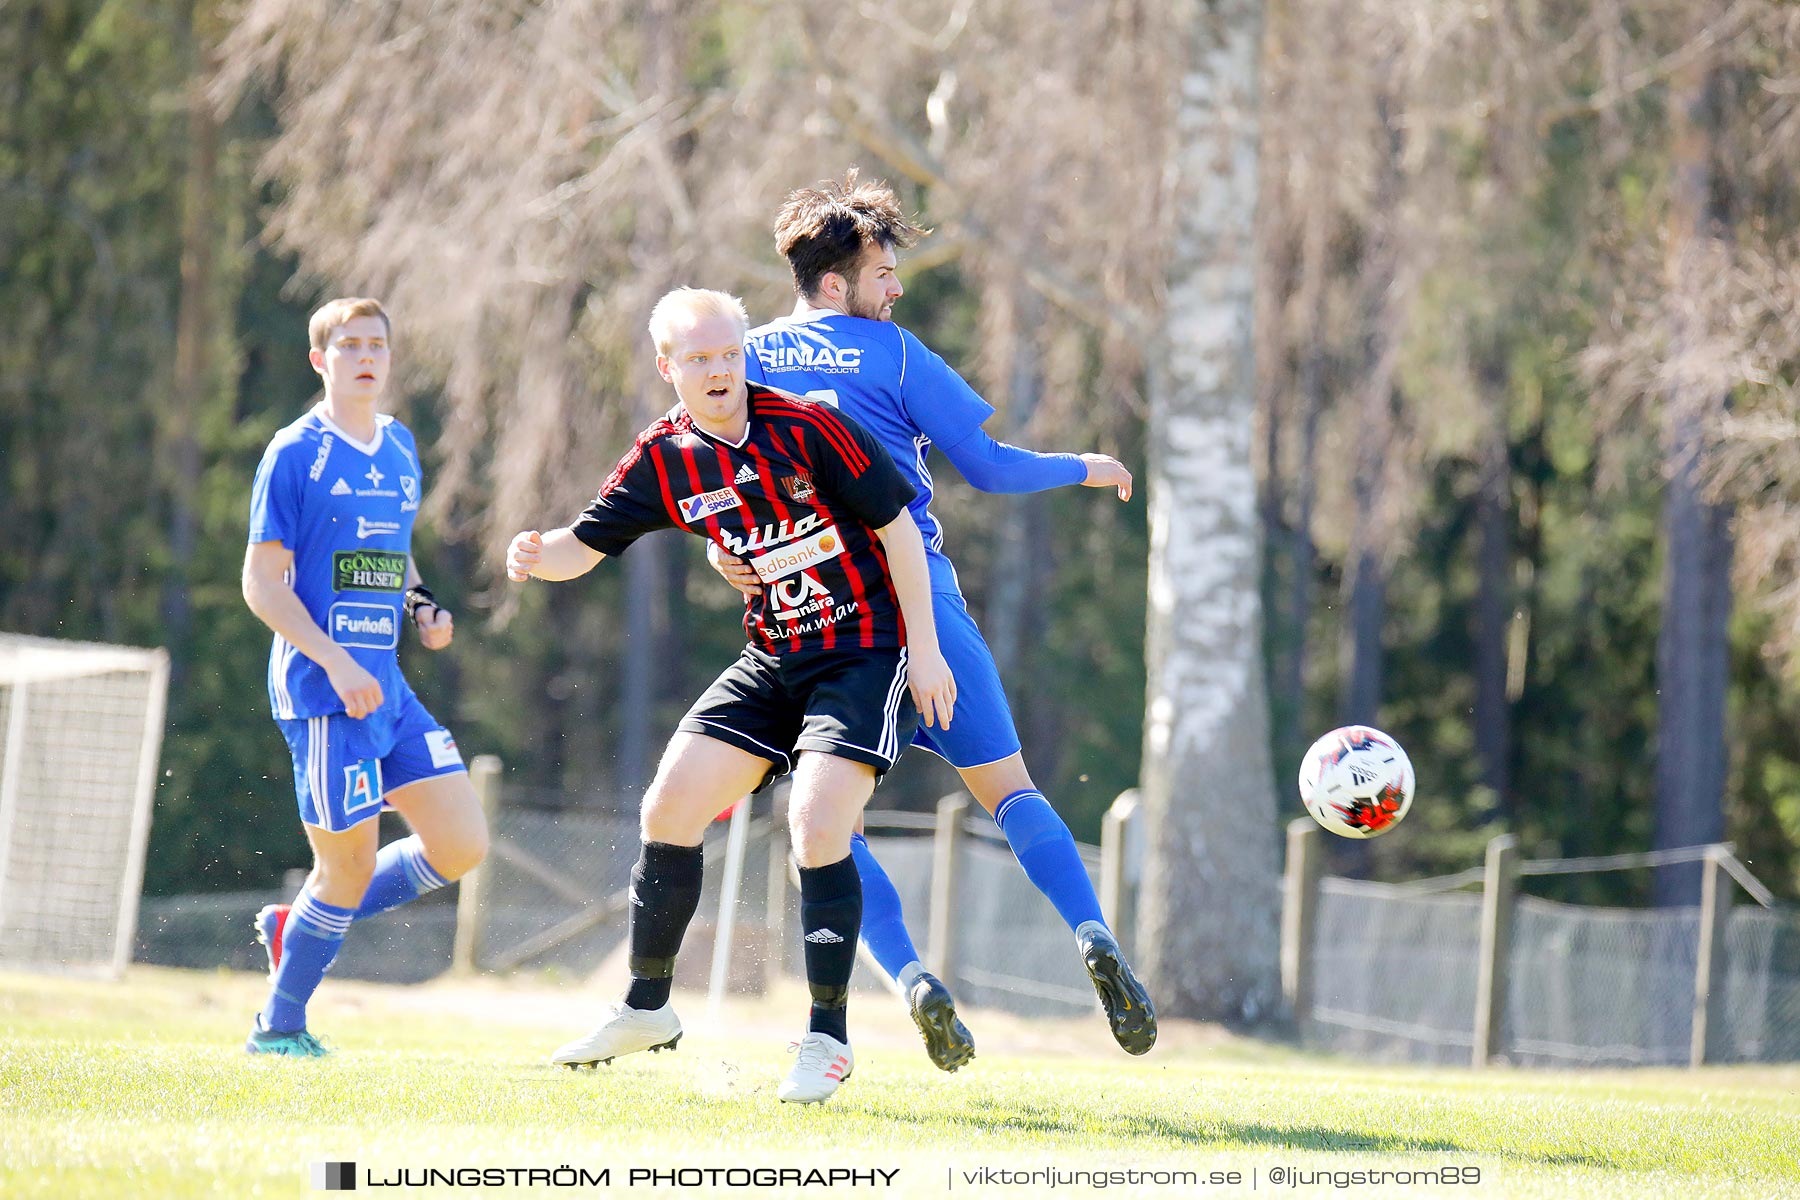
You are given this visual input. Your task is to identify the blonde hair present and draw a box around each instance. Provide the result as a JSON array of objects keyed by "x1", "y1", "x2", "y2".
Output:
[
  {"x1": 308, "y1": 297, "x2": 391, "y2": 351},
  {"x1": 647, "y1": 287, "x2": 748, "y2": 355}
]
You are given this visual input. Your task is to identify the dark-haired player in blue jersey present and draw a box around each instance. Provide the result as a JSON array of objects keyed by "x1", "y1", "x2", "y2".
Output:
[
  {"x1": 239, "y1": 297, "x2": 488, "y2": 1056},
  {"x1": 714, "y1": 171, "x2": 1156, "y2": 1065}
]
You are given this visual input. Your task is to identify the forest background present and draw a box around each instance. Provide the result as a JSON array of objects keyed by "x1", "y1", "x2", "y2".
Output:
[{"x1": 6, "y1": 0, "x2": 1800, "y2": 930}]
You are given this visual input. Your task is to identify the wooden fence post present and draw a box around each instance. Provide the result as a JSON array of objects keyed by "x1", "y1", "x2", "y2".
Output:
[
  {"x1": 763, "y1": 783, "x2": 790, "y2": 990},
  {"x1": 707, "y1": 795, "x2": 753, "y2": 1021},
  {"x1": 450, "y1": 755, "x2": 503, "y2": 974},
  {"x1": 1472, "y1": 833, "x2": 1520, "y2": 1066},
  {"x1": 927, "y1": 792, "x2": 969, "y2": 983},
  {"x1": 1281, "y1": 819, "x2": 1324, "y2": 1029},
  {"x1": 1690, "y1": 845, "x2": 1733, "y2": 1067},
  {"x1": 1099, "y1": 789, "x2": 1142, "y2": 954}
]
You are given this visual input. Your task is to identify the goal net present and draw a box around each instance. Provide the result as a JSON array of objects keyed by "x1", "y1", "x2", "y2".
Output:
[{"x1": 0, "y1": 633, "x2": 169, "y2": 976}]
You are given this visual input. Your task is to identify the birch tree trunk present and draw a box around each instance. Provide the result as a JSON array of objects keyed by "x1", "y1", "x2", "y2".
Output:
[
  {"x1": 1652, "y1": 8, "x2": 1734, "y2": 908},
  {"x1": 1138, "y1": 0, "x2": 1280, "y2": 1024},
  {"x1": 1472, "y1": 355, "x2": 1514, "y2": 819},
  {"x1": 163, "y1": 0, "x2": 222, "y2": 688},
  {"x1": 618, "y1": 0, "x2": 684, "y2": 796}
]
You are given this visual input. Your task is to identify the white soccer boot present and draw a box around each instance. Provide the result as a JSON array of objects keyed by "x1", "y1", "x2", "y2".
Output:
[
  {"x1": 777, "y1": 1031, "x2": 854, "y2": 1103},
  {"x1": 550, "y1": 1001, "x2": 682, "y2": 1068}
]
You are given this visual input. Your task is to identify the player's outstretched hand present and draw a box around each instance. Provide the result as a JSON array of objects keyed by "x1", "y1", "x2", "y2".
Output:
[
  {"x1": 417, "y1": 605, "x2": 453, "y2": 650},
  {"x1": 1079, "y1": 453, "x2": 1133, "y2": 501},
  {"x1": 506, "y1": 530, "x2": 543, "y2": 582},
  {"x1": 909, "y1": 646, "x2": 956, "y2": 730},
  {"x1": 327, "y1": 655, "x2": 384, "y2": 720},
  {"x1": 706, "y1": 540, "x2": 764, "y2": 596}
]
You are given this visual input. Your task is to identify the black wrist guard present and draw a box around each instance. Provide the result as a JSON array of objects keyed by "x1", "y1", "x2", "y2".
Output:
[{"x1": 403, "y1": 585, "x2": 439, "y2": 624}]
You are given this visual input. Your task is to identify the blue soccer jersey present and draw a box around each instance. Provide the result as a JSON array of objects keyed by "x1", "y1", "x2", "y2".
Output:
[
  {"x1": 248, "y1": 406, "x2": 424, "y2": 719},
  {"x1": 746, "y1": 311, "x2": 994, "y2": 597}
]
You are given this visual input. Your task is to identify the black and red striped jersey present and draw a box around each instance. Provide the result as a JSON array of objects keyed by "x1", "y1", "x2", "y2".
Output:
[{"x1": 571, "y1": 385, "x2": 918, "y2": 653}]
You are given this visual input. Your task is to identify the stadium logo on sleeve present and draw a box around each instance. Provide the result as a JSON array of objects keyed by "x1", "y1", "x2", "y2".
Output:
[
  {"x1": 308, "y1": 434, "x2": 336, "y2": 481},
  {"x1": 750, "y1": 525, "x2": 842, "y2": 583},
  {"x1": 678, "y1": 487, "x2": 743, "y2": 524}
]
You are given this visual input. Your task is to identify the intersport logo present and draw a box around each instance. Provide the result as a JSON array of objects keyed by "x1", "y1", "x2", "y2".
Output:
[{"x1": 679, "y1": 487, "x2": 742, "y2": 524}]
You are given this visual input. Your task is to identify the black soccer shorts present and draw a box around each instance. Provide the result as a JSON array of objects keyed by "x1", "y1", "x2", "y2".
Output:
[{"x1": 676, "y1": 644, "x2": 919, "y2": 787}]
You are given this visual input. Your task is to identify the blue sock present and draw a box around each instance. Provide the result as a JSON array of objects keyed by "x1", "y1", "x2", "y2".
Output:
[
  {"x1": 849, "y1": 832, "x2": 924, "y2": 983},
  {"x1": 994, "y1": 790, "x2": 1106, "y2": 934},
  {"x1": 354, "y1": 836, "x2": 449, "y2": 920},
  {"x1": 261, "y1": 888, "x2": 354, "y2": 1033}
]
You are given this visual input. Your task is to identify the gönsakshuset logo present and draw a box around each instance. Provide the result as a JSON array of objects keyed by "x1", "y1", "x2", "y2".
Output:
[{"x1": 332, "y1": 550, "x2": 407, "y2": 592}]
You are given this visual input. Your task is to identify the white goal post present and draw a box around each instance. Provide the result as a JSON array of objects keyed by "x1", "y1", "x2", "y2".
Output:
[{"x1": 0, "y1": 633, "x2": 169, "y2": 976}]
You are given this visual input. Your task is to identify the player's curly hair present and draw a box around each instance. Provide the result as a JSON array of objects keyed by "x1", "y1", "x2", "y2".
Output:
[{"x1": 773, "y1": 168, "x2": 930, "y2": 299}]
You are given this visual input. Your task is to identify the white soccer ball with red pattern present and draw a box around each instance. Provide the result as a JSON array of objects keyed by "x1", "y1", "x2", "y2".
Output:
[{"x1": 1298, "y1": 725, "x2": 1414, "y2": 838}]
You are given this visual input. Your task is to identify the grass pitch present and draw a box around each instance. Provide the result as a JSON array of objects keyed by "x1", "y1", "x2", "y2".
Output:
[{"x1": 1, "y1": 967, "x2": 1796, "y2": 1198}]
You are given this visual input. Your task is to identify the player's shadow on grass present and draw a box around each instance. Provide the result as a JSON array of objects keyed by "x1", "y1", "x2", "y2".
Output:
[{"x1": 866, "y1": 1099, "x2": 1611, "y2": 1168}]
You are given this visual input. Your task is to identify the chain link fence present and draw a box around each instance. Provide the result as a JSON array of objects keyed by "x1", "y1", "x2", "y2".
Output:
[
  {"x1": 136, "y1": 779, "x2": 1800, "y2": 1068},
  {"x1": 1301, "y1": 849, "x2": 1800, "y2": 1066},
  {"x1": 136, "y1": 783, "x2": 1108, "y2": 1021}
]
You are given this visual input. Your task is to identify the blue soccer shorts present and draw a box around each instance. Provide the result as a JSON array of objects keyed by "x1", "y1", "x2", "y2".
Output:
[
  {"x1": 910, "y1": 591, "x2": 1024, "y2": 770},
  {"x1": 277, "y1": 688, "x2": 466, "y2": 832}
]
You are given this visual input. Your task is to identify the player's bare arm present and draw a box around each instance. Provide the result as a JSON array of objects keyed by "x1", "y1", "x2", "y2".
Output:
[
  {"x1": 505, "y1": 527, "x2": 605, "y2": 583},
  {"x1": 403, "y1": 561, "x2": 454, "y2": 651},
  {"x1": 241, "y1": 540, "x2": 384, "y2": 718},
  {"x1": 1079, "y1": 453, "x2": 1134, "y2": 501},
  {"x1": 874, "y1": 509, "x2": 955, "y2": 730}
]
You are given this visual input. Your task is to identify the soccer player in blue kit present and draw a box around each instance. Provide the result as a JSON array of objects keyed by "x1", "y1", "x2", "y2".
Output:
[
  {"x1": 239, "y1": 297, "x2": 488, "y2": 1055},
  {"x1": 715, "y1": 172, "x2": 1156, "y2": 1066}
]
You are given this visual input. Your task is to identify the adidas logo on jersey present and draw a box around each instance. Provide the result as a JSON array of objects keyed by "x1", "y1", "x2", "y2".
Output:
[
  {"x1": 330, "y1": 477, "x2": 352, "y2": 496},
  {"x1": 734, "y1": 463, "x2": 759, "y2": 485},
  {"x1": 804, "y1": 928, "x2": 845, "y2": 944}
]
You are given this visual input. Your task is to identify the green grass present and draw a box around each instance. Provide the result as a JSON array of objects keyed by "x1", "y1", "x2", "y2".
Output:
[{"x1": 1, "y1": 968, "x2": 1796, "y2": 1198}]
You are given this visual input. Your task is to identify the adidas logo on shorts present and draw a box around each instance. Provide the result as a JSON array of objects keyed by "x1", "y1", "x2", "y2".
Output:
[
  {"x1": 804, "y1": 928, "x2": 845, "y2": 944},
  {"x1": 735, "y1": 463, "x2": 759, "y2": 485}
]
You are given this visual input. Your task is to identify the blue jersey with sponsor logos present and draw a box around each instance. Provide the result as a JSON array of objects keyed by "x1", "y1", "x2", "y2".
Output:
[
  {"x1": 248, "y1": 405, "x2": 424, "y2": 719},
  {"x1": 745, "y1": 312, "x2": 994, "y2": 596}
]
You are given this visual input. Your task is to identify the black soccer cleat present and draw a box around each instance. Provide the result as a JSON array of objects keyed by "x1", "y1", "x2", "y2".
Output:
[
  {"x1": 1080, "y1": 928, "x2": 1157, "y2": 1055},
  {"x1": 907, "y1": 971, "x2": 975, "y2": 1072}
]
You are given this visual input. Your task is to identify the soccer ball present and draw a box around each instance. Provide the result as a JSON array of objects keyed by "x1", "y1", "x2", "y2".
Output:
[{"x1": 1297, "y1": 725, "x2": 1414, "y2": 838}]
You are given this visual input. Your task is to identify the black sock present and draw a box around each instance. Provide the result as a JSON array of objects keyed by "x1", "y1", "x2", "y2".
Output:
[
  {"x1": 798, "y1": 853, "x2": 861, "y2": 1043},
  {"x1": 622, "y1": 840, "x2": 704, "y2": 1011}
]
